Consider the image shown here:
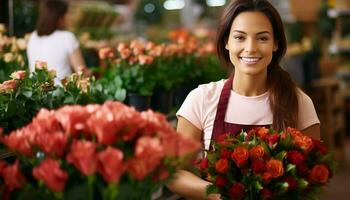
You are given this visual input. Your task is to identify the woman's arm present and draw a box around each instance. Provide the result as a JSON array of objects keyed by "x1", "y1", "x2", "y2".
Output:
[
  {"x1": 69, "y1": 48, "x2": 91, "y2": 76},
  {"x1": 301, "y1": 123, "x2": 320, "y2": 140},
  {"x1": 166, "y1": 117, "x2": 220, "y2": 200}
]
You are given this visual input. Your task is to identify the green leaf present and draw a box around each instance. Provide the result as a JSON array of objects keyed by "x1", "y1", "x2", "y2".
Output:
[
  {"x1": 297, "y1": 179, "x2": 309, "y2": 189},
  {"x1": 275, "y1": 150, "x2": 287, "y2": 160},
  {"x1": 114, "y1": 89, "x2": 126, "y2": 101},
  {"x1": 207, "y1": 153, "x2": 217, "y2": 164},
  {"x1": 286, "y1": 163, "x2": 296, "y2": 173},
  {"x1": 206, "y1": 184, "x2": 219, "y2": 196}
]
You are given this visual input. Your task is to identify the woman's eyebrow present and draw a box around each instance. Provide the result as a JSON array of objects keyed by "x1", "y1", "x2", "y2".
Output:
[{"x1": 232, "y1": 30, "x2": 272, "y2": 35}]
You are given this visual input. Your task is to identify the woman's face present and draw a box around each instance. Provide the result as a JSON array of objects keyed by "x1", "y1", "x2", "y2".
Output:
[{"x1": 226, "y1": 11, "x2": 277, "y2": 77}]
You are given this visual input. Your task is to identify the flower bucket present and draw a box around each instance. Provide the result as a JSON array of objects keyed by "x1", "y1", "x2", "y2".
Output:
[
  {"x1": 151, "y1": 90, "x2": 174, "y2": 114},
  {"x1": 127, "y1": 93, "x2": 151, "y2": 111}
]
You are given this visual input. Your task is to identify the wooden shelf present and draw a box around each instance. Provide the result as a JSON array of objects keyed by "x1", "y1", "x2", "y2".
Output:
[{"x1": 308, "y1": 78, "x2": 345, "y2": 153}]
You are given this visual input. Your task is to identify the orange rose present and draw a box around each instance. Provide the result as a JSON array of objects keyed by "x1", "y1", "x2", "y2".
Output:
[
  {"x1": 215, "y1": 159, "x2": 229, "y2": 174},
  {"x1": 266, "y1": 159, "x2": 284, "y2": 178},
  {"x1": 231, "y1": 146, "x2": 249, "y2": 167},
  {"x1": 294, "y1": 135, "x2": 313, "y2": 153},
  {"x1": 309, "y1": 164, "x2": 329, "y2": 184},
  {"x1": 98, "y1": 47, "x2": 115, "y2": 59},
  {"x1": 287, "y1": 127, "x2": 303, "y2": 138},
  {"x1": 257, "y1": 127, "x2": 269, "y2": 139},
  {"x1": 249, "y1": 145, "x2": 265, "y2": 160}
]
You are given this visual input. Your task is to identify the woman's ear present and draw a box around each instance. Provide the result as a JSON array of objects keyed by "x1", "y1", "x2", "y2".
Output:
[{"x1": 225, "y1": 44, "x2": 229, "y2": 50}]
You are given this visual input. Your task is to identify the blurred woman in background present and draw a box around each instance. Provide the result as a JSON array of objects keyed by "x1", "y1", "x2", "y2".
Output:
[{"x1": 27, "y1": 0, "x2": 90, "y2": 84}]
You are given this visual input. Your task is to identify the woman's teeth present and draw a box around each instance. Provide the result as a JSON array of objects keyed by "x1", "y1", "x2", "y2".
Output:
[{"x1": 240, "y1": 57, "x2": 260, "y2": 65}]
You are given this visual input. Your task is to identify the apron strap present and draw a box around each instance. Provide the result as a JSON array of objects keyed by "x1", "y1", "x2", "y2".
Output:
[{"x1": 212, "y1": 75, "x2": 233, "y2": 140}]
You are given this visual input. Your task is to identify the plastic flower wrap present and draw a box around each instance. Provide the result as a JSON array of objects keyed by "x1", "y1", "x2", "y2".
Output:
[
  {"x1": 0, "y1": 101, "x2": 200, "y2": 199},
  {"x1": 198, "y1": 127, "x2": 336, "y2": 200}
]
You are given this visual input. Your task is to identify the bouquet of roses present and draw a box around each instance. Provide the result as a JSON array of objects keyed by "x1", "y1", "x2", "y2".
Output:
[
  {"x1": 198, "y1": 127, "x2": 336, "y2": 200},
  {"x1": 0, "y1": 101, "x2": 200, "y2": 200}
]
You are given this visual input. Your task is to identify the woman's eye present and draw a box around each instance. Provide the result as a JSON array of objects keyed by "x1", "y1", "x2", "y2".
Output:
[
  {"x1": 258, "y1": 37, "x2": 269, "y2": 41},
  {"x1": 234, "y1": 36, "x2": 245, "y2": 41}
]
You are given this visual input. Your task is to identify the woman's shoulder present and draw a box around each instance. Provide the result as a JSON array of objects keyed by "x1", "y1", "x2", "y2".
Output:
[
  {"x1": 296, "y1": 88, "x2": 313, "y2": 102},
  {"x1": 53, "y1": 30, "x2": 77, "y2": 39},
  {"x1": 196, "y1": 79, "x2": 226, "y2": 98}
]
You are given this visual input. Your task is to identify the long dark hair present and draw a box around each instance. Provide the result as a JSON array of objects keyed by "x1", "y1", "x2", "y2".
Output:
[
  {"x1": 216, "y1": 0, "x2": 298, "y2": 131},
  {"x1": 36, "y1": 0, "x2": 68, "y2": 36}
]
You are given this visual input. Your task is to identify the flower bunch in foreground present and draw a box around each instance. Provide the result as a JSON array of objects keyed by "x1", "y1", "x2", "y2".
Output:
[
  {"x1": 199, "y1": 127, "x2": 336, "y2": 200},
  {"x1": 0, "y1": 101, "x2": 200, "y2": 199}
]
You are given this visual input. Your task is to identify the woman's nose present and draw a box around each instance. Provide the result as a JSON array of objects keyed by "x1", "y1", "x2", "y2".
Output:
[{"x1": 244, "y1": 38, "x2": 257, "y2": 52}]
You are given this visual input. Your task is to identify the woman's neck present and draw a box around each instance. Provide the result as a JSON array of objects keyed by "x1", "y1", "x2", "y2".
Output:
[{"x1": 232, "y1": 73, "x2": 267, "y2": 96}]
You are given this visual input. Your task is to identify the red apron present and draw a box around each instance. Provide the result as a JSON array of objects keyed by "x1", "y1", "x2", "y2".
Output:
[{"x1": 211, "y1": 76, "x2": 269, "y2": 142}]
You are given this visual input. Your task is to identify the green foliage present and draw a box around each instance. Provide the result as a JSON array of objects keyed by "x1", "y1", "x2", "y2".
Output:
[
  {"x1": 0, "y1": 69, "x2": 126, "y2": 134},
  {"x1": 0, "y1": 69, "x2": 56, "y2": 133}
]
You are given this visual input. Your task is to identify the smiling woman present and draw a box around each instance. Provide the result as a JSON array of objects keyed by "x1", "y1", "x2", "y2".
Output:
[{"x1": 166, "y1": 0, "x2": 321, "y2": 199}]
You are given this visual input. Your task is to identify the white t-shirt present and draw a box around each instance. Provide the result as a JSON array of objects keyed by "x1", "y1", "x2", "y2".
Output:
[
  {"x1": 176, "y1": 79, "x2": 320, "y2": 150},
  {"x1": 27, "y1": 30, "x2": 79, "y2": 84}
]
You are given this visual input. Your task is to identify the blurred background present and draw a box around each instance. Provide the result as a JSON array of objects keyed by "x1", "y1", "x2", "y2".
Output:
[{"x1": 0, "y1": 0, "x2": 350, "y2": 199}]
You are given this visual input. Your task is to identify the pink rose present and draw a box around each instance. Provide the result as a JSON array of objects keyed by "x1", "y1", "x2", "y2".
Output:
[
  {"x1": 32, "y1": 158, "x2": 68, "y2": 192},
  {"x1": 10, "y1": 70, "x2": 26, "y2": 80},
  {"x1": 2, "y1": 160, "x2": 26, "y2": 191},
  {"x1": 66, "y1": 140, "x2": 97, "y2": 176},
  {"x1": 98, "y1": 147, "x2": 125, "y2": 183}
]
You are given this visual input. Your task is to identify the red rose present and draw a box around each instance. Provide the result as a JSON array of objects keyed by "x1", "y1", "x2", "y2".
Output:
[
  {"x1": 215, "y1": 159, "x2": 229, "y2": 174},
  {"x1": 252, "y1": 160, "x2": 266, "y2": 174},
  {"x1": 152, "y1": 167, "x2": 169, "y2": 181},
  {"x1": 312, "y1": 139, "x2": 328, "y2": 155},
  {"x1": 0, "y1": 160, "x2": 6, "y2": 174},
  {"x1": 266, "y1": 159, "x2": 284, "y2": 178},
  {"x1": 309, "y1": 164, "x2": 330, "y2": 184},
  {"x1": 284, "y1": 176, "x2": 297, "y2": 190},
  {"x1": 262, "y1": 172, "x2": 272, "y2": 184},
  {"x1": 231, "y1": 146, "x2": 249, "y2": 167},
  {"x1": 220, "y1": 149, "x2": 231, "y2": 159},
  {"x1": 249, "y1": 145, "x2": 265, "y2": 160},
  {"x1": 199, "y1": 157, "x2": 208, "y2": 170},
  {"x1": 266, "y1": 134, "x2": 279, "y2": 147},
  {"x1": 32, "y1": 158, "x2": 68, "y2": 192},
  {"x1": 66, "y1": 140, "x2": 97, "y2": 176},
  {"x1": 216, "y1": 134, "x2": 229, "y2": 144},
  {"x1": 229, "y1": 182, "x2": 245, "y2": 200},
  {"x1": 296, "y1": 163, "x2": 309, "y2": 176},
  {"x1": 215, "y1": 176, "x2": 228, "y2": 187},
  {"x1": 98, "y1": 147, "x2": 125, "y2": 183},
  {"x1": 260, "y1": 188, "x2": 272, "y2": 199},
  {"x1": 287, "y1": 150, "x2": 305, "y2": 165},
  {"x1": 1, "y1": 160, "x2": 26, "y2": 191}
]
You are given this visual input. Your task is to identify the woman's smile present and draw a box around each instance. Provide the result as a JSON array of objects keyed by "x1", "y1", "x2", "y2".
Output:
[{"x1": 239, "y1": 56, "x2": 262, "y2": 65}]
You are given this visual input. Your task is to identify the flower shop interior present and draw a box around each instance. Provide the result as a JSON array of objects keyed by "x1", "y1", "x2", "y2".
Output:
[{"x1": 0, "y1": 0, "x2": 350, "y2": 199}]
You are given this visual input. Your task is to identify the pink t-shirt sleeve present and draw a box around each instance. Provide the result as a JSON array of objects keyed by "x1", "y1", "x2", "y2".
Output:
[
  {"x1": 176, "y1": 86, "x2": 204, "y2": 130},
  {"x1": 297, "y1": 90, "x2": 320, "y2": 130}
]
